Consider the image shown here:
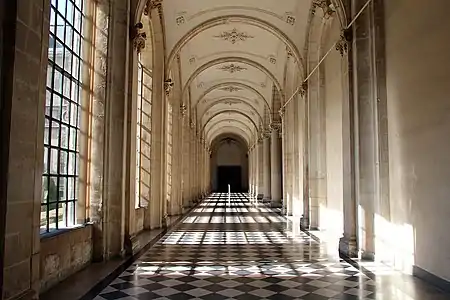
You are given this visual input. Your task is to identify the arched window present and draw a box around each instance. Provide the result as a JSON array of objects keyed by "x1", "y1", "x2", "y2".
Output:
[
  {"x1": 42, "y1": 0, "x2": 86, "y2": 232},
  {"x1": 135, "y1": 31, "x2": 153, "y2": 208}
]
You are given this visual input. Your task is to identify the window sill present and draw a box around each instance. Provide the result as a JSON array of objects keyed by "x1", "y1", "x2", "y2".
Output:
[{"x1": 40, "y1": 223, "x2": 93, "y2": 241}]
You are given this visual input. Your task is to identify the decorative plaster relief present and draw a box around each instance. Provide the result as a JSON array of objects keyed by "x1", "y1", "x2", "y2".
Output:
[
  {"x1": 213, "y1": 28, "x2": 254, "y2": 44},
  {"x1": 220, "y1": 86, "x2": 243, "y2": 93},
  {"x1": 176, "y1": 16, "x2": 185, "y2": 25},
  {"x1": 180, "y1": 103, "x2": 187, "y2": 117},
  {"x1": 312, "y1": 0, "x2": 336, "y2": 18},
  {"x1": 131, "y1": 23, "x2": 146, "y2": 53},
  {"x1": 217, "y1": 63, "x2": 247, "y2": 73},
  {"x1": 285, "y1": 14, "x2": 296, "y2": 25},
  {"x1": 336, "y1": 29, "x2": 352, "y2": 56},
  {"x1": 164, "y1": 78, "x2": 174, "y2": 96},
  {"x1": 144, "y1": 0, "x2": 163, "y2": 16},
  {"x1": 268, "y1": 56, "x2": 277, "y2": 64}
]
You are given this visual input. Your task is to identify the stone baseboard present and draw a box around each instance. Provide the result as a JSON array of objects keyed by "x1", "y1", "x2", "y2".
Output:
[{"x1": 413, "y1": 266, "x2": 450, "y2": 292}]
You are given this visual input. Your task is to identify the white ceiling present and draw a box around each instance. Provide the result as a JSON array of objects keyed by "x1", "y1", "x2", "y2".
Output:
[{"x1": 161, "y1": 0, "x2": 314, "y2": 147}]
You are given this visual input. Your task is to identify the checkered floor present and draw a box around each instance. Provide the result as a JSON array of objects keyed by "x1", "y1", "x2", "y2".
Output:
[{"x1": 92, "y1": 194, "x2": 449, "y2": 300}]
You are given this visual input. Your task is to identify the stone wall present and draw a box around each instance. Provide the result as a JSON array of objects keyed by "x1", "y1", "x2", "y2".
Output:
[
  {"x1": 39, "y1": 226, "x2": 93, "y2": 293},
  {"x1": 384, "y1": 0, "x2": 450, "y2": 281}
]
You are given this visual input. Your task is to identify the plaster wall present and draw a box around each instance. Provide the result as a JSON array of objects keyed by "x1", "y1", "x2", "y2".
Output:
[{"x1": 384, "y1": 0, "x2": 450, "y2": 280}]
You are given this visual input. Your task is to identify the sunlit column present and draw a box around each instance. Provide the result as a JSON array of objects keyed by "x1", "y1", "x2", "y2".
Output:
[
  {"x1": 270, "y1": 123, "x2": 282, "y2": 207},
  {"x1": 339, "y1": 35, "x2": 358, "y2": 258},
  {"x1": 280, "y1": 109, "x2": 287, "y2": 213},
  {"x1": 263, "y1": 130, "x2": 271, "y2": 201},
  {"x1": 257, "y1": 137, "x2": 264, "y2": 198}
]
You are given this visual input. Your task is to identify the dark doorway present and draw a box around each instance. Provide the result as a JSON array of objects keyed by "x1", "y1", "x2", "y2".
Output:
[{"x1": 217, "y1": 166, "x2": 242, "y2": 192}]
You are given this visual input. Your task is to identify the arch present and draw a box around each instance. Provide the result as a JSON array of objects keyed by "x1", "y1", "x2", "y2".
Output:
[
  {"x1": 195, "y1": 82, "x2": 270, "y2": 112},
  {"x1": 205, "y1": 119, "x2": 254, "y2": 141},
  {"x1": 210, "y1": 132, "x2": 249, "y2": 151},
  {"x1": 166, "y1": 15, "x2": 305, "y2": 77},
  {"x1": 208, "y1": 126, "x2": 252, "y2": 146},
  {"x1": 201, "y1": 109, "x2": 258, "y2": 136},
  {"x1": 181, "y1": 57, "x2": 283, "y2": 100},
  {"x1": 199, "y1": 98, "x2": 263, "y2": 125}
]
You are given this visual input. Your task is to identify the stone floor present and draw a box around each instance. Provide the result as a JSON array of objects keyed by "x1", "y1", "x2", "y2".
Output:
[{"x1": 88, "y1": 194, "x2": 450, "y2": 300}]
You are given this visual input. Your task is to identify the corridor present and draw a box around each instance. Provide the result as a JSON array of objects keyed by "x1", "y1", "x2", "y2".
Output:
[{"x1": 91, "y1": 195, "x2": 448, "y2": 300}]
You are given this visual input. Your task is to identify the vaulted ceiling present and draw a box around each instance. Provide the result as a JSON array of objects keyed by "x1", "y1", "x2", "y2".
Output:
[{"x1": 162, "y1": 0, "x2": 316, "y2": 148}]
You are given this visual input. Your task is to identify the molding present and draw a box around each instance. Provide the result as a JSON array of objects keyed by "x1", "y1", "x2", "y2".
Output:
[
  {"x1": 199, "y1": 98, "x2": 263, "y2": 125},
  {"x1": 194, "y1": 82, "x2": 270, "y2": 114},
  {"x1": 180, "y1": 56, "x2": 283, "y2": 104}
]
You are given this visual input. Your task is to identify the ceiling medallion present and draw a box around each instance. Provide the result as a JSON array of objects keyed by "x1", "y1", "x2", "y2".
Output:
[
  {"x1": 220, "y1": 86, "x2": 243, "y2": 93},
  {"x1": 217, "y1": 63, "x2": 247, "y2": 74},
  {"x1": 213, "y1": 28, "x2": 254, "y2": 44}
]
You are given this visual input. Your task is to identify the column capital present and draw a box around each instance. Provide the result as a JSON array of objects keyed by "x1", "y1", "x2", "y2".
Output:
[
  {"x1": 278, "y1": 107, "x2": 285, "y2": 119},
  {"x1": 299, "y1": 81, "x2": 308, "y2": 98},
  {"x1": 164, "y1": 78, "x2": 174, "y2": 96},
  {"x1": 312, "y1": 0, "x2": 336, "y2": 19},
  {"x1": 270, "y1": 122, "x2": 282, "y2": 132},
  {"x1": 180, "y1": 103, "x2": 187, "y2": 117},
  {"x1": 144, "y1": 0, "x2": 163, "y2": 17},
  {"x1": 336, "y1": 29, "x2": 352, "y2": 56},
  {"x1": 131, "y1": 23, "x2": 146, "y2": 53}
]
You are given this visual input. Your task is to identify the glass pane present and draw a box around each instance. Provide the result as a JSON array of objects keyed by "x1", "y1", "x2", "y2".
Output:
[
  {"x1": 56, "y1": 15, "x2": 65, "y2": 40},
  {"x1": 65, "y1": 25, "x2": 73, "y2": 48},
  {"x1": 50, "y1": 122, "x2": 60, "y2": 146}
]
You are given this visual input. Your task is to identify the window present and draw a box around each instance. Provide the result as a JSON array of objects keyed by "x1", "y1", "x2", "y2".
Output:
[
  {"x1": 41, "y1": 0, "x2": 84, "y2": 233},
  {"x1": 135, "y1": 57, "x2": 153, "y2": 208}
]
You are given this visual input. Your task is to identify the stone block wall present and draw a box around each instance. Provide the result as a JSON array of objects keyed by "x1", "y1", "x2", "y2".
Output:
[{"x1": 39, "y1": 226, "x2": 93, "y2": 293}]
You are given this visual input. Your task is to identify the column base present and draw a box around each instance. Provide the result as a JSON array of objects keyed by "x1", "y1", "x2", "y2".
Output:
[
  {"x1": 361, "y1": 250, "x2": 375, "y2": 261},
  {"x1": 257, "y1": 194, "x2": 264, "y2": 200},
  {"x1": 339, "y1": 236, "x2": 358, "y2": 258},
  {"x1": 270, "y1": 200, "x2": 283, "y2": 208},
  {"x1": 300, "y1": 217, "x2": 310, "y2": 231}
]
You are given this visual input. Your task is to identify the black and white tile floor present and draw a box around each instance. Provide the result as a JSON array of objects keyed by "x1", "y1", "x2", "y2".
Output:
[{"x1": 91, "y1": 194, "x2": 450, "y2": 300}]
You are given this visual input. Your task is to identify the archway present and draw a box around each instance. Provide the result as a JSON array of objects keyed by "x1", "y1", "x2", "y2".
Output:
[{"x1": 210, "y1": 134, "x2": 249, "y2": 193}]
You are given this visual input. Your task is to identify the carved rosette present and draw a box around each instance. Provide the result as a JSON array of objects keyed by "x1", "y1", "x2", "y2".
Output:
[
  {"x1": 132, "y1": 23, "x2": 147, "y2": 53},
  {"x1": 164, "y1": 79, "x2": 174, "y2": 96}
]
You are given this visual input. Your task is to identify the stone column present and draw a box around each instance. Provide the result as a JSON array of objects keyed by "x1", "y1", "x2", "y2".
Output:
[
  {"x1": 1, "y1": 0, "x2": 49, "y2": 297},
  {"x1": 257, "y1": 139, "x2": 264, "y2": 199},
  {"x1": 263, "y1": 132, "x2": 272, "y2": 202},
  {"x1": 270, "y1": 124, "x2": 282, "y2": 207},
  {"x1": 338, "y1": 31, "x2": 358, "y2": 258}
]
